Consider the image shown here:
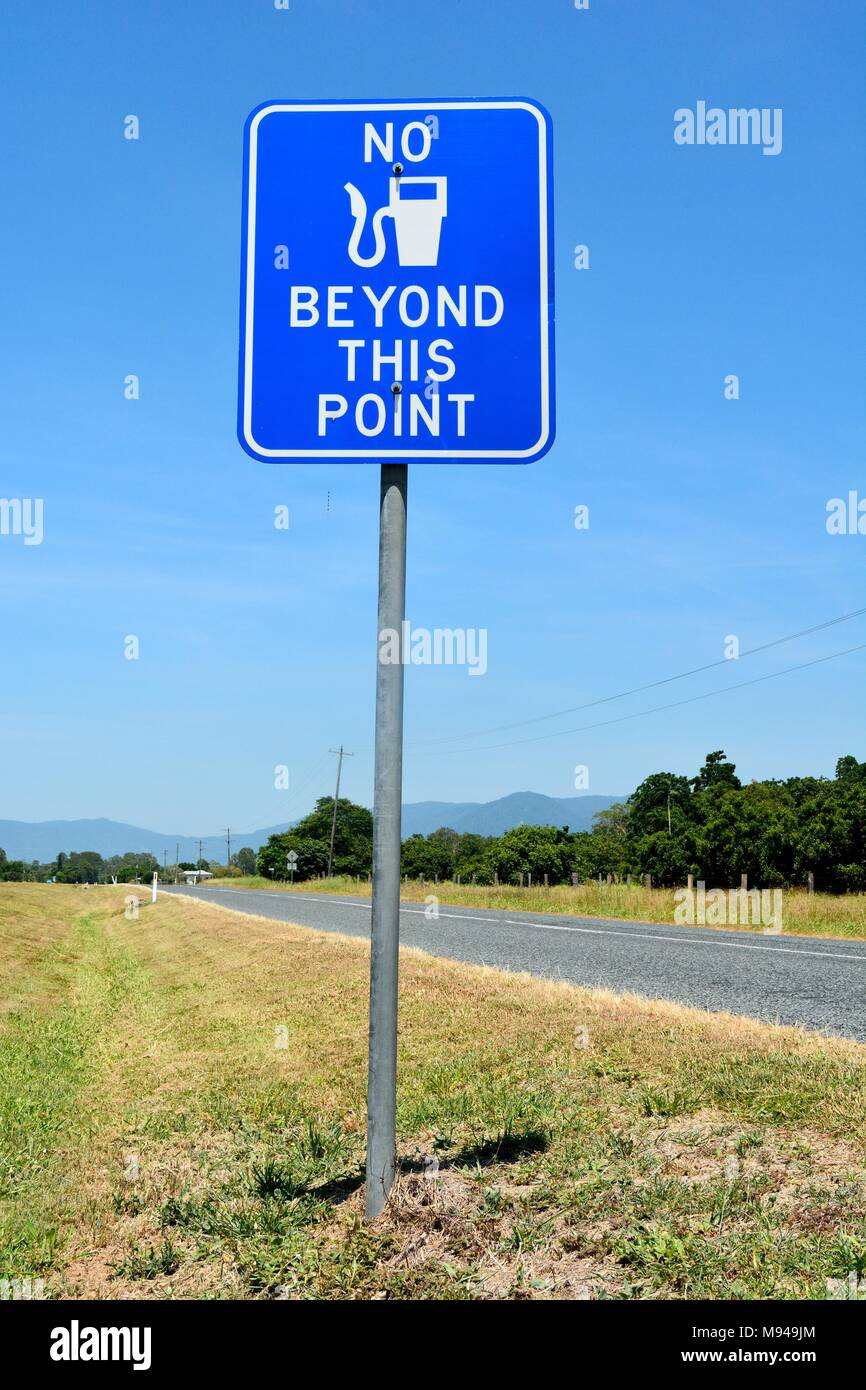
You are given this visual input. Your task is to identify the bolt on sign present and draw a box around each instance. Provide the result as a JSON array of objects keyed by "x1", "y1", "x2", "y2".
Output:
[{"x1": 238, "y1": 99, "x2": 555, "y2": 462}]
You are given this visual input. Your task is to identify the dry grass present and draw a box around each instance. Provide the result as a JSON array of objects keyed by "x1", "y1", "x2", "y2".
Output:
[{"x1": 1, "y1": 883, "x2": 865, "y2": 1301}]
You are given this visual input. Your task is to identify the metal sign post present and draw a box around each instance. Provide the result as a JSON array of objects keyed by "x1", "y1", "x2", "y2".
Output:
[
  {"x1": 366, "y1": 464, "x2": 408, "y2": 1216},
  {"x1": 237, "y1": 96, "x2": 554, "y2": 1220}
]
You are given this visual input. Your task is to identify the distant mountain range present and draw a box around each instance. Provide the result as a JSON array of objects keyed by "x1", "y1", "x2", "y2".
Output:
[
  {"x1": 400, "y1": 792, "x2": 623, "y2": 837},
  {"x1": 0, "y1": 793, "x2": 625, "y2": 863},
  {"x1": 0, "y1": 819, "x2": 290, "y2": 865}
]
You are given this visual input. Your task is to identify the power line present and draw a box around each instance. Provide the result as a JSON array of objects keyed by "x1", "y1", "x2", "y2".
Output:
[
  {"x1": 428, "y1": 641, "x2": 866, "y2": 754},
  {"x1": 411, "y1": 605, "x2": 866, "y2": 749},
  {"x1": 194, "y1": 749, "x2": 335, "y2": 845},
  {"x1": 277, "y1": 748, "x2": 334, "y2": 818}
]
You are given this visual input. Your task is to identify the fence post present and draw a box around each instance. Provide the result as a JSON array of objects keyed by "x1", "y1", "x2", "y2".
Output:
[
  {"x1": 741, "y1": 873, "x2": 748, "y2": 891},
  {"x1": 571, "y1": 873, "x2": 579, "y2": 887},
  {"x1": 687, "y1": 873, "x2": 694, "y2": 891},
  {"x1": 543, "y1": 873, "x2": 548, "y2": 888},
  {"x1": 644, "y1": 873, "x2": 652, "y2": 889},
  {"x1": 808, "y1": 871, "x2": 815, "y2": 894}
]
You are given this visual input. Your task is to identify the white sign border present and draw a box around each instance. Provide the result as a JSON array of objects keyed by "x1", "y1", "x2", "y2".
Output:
[{"x1": 241, "y1": 100, "x2": 552, "y2": 462}]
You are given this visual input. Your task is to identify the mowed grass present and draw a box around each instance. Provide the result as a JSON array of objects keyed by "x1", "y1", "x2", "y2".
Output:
[
  {"x1": 1, "y1": 882, "x2": 866, "y2": 1300},
  {"x1": 225, "y1": 874, "x2": 866, "y2": 940},
  {"x1": 0, "y1": 885, "x2": 79, "y2": 1005}
]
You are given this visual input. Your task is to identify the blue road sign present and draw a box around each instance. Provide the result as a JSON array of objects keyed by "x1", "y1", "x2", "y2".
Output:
[{"x1": 238, "y1": 99, "x2": 554, "y2": 464}]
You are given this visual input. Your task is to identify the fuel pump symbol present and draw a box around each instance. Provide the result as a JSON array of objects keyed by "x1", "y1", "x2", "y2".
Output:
[{"x1": 343, "y1": 175, "x2": 447, "y2": 267}]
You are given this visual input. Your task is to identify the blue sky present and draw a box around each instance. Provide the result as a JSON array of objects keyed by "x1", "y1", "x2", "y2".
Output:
[{"x1": 1, "y1": 0, "x2": 864, "y2": 836}]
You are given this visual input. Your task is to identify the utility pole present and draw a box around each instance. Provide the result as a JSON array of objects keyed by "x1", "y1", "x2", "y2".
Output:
[
  {"x1": 667, "y1": 791, "x2": 672, "y2": 835},
  {"x1": 175, "y1": 842, "x2": 180, "y2": 883},
  {"x1": 197, "y1": 838, "x2": 204, "y2": 868},
  {"x1": 366, "y1": 465, "x2": 408, "y2": 1219},
  {"x1": 327, "y1": 746, "x2": 354, "y2": 877},
  {"x1": 226, "y1": 828, "x2": 232, "y2": 867}
]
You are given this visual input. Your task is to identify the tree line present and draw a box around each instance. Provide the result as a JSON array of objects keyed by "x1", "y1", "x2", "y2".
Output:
[
  {"x1": 255, "y1": 752, "x2": 866, "y2": 892},
  {"x1": 0, "y1": 846, "x2": 258, "y2": 884},
  {"x1": 4, "y1": 751, "x2": 862, "y2": 892}
]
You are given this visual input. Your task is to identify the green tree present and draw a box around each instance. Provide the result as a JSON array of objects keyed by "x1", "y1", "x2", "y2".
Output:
[
  {"x1": 691, "y1": 750, "x2": 741, "y2": 794},
  {"x1": 452, "y1": 832, "x2": 491, "y2": 873},
  {"x1": 835, "y1": 754, "x2": 866, "y2": 784},
  {"x1": 625, "y1": 771, "x2": 695, "y2": 884},
  {"x1": 628, "y1": 772, "x2": 692, "y2": 840},
  {"x1": 257, "y1": 833, "x2": 329, "y2": 881},
  {"x1": 485, "y1": 824, "x2": 573, "y2": 884},
  {"x1": 693, "y1": 782, "x2": 797, "y2": 888},
  {"x1": 0, "y1": 848, "x2": 26, "y2": 882},
  {"x1": 106, "y1": 852, "x2": 159, "y2": 883},
  {"x1": 399, "y1": 828, "x2": 496, "y2": 881},
  {"x1": 287, "y1": 797, "x2": 373, "y2": 876},
  {"x1": 401, "y1": 832, "x2": 453, "y2": 879},
  {"x1": 584, "y1": 803, "x2": 632, "y2": 879},
  {"x1": 55, "y1": 851, "x2": 105, "y2": 884},
  {"x1": 234, "y1": 847, "x2": 257, "y2": 875},
  {"x1": 790, "y1": 775, "x2": 864, "y2": 891}
]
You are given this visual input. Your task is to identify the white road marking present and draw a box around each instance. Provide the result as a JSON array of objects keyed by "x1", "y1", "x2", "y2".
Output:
[{"x1": 198, "y1": 888, "x2": 866, "y2": 966}]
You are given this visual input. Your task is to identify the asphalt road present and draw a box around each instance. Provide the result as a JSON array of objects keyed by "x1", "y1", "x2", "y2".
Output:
[{"x1": 162, "y1": 885, "x2": 866, "y2": 1042}]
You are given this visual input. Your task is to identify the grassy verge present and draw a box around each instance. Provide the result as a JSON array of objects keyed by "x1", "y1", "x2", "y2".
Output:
[
  {"x1": 0, "y1": 891, "x2": 155, "y2": 1279},
  {"x1": 216, "y1": 874, "x2": 866, "y2": 940},
  {"x1": 1, "y1": 882, "x2": 866, "y2": 1300},
  {"x1": 0, "y1": 883, "x2": 79, "y2": 1005}
]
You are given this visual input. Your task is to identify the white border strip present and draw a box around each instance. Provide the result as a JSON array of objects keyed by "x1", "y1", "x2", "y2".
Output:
[{"x1": 243, "y1": 101, "x2": 550, "y2": 459}]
